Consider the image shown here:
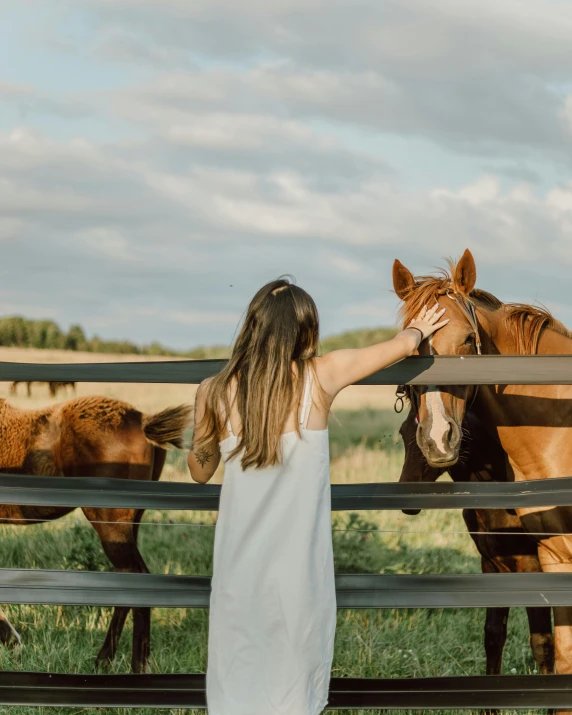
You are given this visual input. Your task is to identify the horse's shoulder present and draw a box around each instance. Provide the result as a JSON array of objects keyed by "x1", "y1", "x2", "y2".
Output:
[{"x1": 58, "y1": 395, "x2": 139, "y2": 431}]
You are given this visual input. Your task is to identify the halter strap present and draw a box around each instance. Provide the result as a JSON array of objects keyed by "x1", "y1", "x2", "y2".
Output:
[
  {"x1": 299, "y1": 369, "x2": 313, "y2": 429},
  {"x1": 445, "y1": 290, "x2": 482, "y2": 355},
  {"x1": 424, "y1": 287, "x2": 481, "y2": 412}
]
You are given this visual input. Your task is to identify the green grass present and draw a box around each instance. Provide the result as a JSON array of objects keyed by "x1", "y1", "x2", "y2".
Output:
[
  {"x1": 0, "y1": 409, "x2": 550, "y2": 715},
  {"x1": 328, "y1": 408, "x2": 403, "y2": 459}
]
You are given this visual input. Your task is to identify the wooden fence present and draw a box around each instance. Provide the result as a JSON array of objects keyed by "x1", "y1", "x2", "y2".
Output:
[{"x1": 0, "y1": 355, "x2": 571, "y2": 710}]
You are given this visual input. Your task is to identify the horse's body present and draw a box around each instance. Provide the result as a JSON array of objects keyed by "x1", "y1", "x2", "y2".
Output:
[
  {"x1": 399, "y1": 406, "x2": 554, "y2": 685},
  {"x1": 0, "y1": 395, "x2": 192, "y2": 673},
  {"x1": 10, "y1": 381, "x2": 76, "y2": 398},
  {"x1": 392, "y1": 249, "x2": 572, "y2": 713}
]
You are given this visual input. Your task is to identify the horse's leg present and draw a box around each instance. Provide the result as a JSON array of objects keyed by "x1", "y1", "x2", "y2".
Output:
[
  {"x1": 126, "y1": 450, "x2": 166, "y2": 671},
  {"x1": 0, "y1": 607, "x2": 21, "y2": 648},
  {"x1": 535, "y1": 535, "x2": 572, "y2": 715},
  {"x1": 526, "y1": 606, "x2": 555, "y2": 672},
  {"x1": 480, "y1": 606, "x2": 509, "y2": 715},
  {"x1": 130, "y1": 508, "x2": 151, "y2": 673},
  {"x1": 121, "y1": 451, "x2": 166, "y2": 671},
  {"x1": 83, "y1": 508, "x2": 151, "y2": 674},
  {"x1": 527, "y1": 606, "x2": 554, "y2": 676},
  {"x1": 513, "y1": 554, "x2": 555, "y2": 675},
  {"x1": 478, "y1": 557, "x2": 509, "y2": 679},
  {"x1": 95, "y1": 607, "x2": 130, "y2": 671},
  {"x1": 91, "y1": 452, "x2": 165, "y2": 672},
  {"x1": 26, "y1": 382, "x2": 31, "y2": 398},
  {"x1": 484, "y1": 606, "x2": 509, "y2": 677}
]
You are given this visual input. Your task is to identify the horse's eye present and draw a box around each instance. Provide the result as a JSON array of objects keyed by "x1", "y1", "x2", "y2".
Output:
[{"x1": 464, "y1": 333, "x2": 475, "y2": 345}]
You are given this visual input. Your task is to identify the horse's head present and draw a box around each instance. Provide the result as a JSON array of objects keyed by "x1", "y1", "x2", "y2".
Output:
[
  {"x1": 398, "y1": 401, "x2": 447, "y2": 515},
  {"x1": 393, "y1": 249, "x2": 481, "y2": 468}
]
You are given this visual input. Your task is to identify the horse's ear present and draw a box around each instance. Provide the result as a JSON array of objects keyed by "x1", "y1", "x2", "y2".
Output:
[
  {"x1": 453, "y1": 249, "x2": 477, "y2": 296},
  {"x1": 393, "y1": 259, "x2": 415, "y2": 299}
]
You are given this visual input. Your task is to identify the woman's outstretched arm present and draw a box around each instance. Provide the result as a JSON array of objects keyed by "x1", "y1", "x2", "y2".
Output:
[
  {"x1": 187, "y1": 379, "x2": 222, "y2": 483},
  {"x1": 317, "y1": 303, "x2": 448, "y2": 398}
]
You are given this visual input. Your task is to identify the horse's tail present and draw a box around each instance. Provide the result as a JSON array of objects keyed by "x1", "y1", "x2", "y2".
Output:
[{"x1": 142, "y1": 404, "x2": 193, "y2": 450}]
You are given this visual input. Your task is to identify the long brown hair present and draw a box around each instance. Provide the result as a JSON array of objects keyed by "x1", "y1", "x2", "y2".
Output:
[{"x1": 195, "y1": 278, "x2": 322, "y2": 470}]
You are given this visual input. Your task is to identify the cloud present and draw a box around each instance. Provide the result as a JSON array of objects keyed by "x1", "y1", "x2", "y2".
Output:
[
  {"x1": 0, "y1": 81, "x2": 94, "y2": 121},
  {"x1": 79, "y1": 0, "x2": 572, "y2": 77},
  {"x1": 0, "y1": 0, "x2": 571, "y2": 347},
  {"x1": 0, "y1": 116, "x2": 571, "y2": 346},
  {"x1": 55, "y1": 0, "x2": 572, "y2": 161},
  {"x1": 110, "y1": 64, "x2": 566, "y2": 158}
]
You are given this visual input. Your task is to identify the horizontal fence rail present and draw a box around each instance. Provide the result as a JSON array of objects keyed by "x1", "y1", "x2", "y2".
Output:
[
  {"x1": 4, "y1": 570, "x2": 572, "y2": 609},
  {"x1": 1, "y1": 354, "x2": 572, "y2": 384},
  {"x1": 2, "y1": 672, "x2": 572, "y2": 710},
  {"x1": 3, "y1": 474, "x2": 572, "y2": 510}
]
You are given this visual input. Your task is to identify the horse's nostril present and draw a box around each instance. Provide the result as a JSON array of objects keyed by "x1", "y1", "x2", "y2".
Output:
[{"x1": 447, "y1": 423, "x2": 454, "y2": 442}]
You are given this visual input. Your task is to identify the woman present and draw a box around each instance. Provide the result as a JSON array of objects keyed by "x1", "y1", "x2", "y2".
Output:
[{"x1": 188, "y1": 278, "x2": 447, "y2": 715}]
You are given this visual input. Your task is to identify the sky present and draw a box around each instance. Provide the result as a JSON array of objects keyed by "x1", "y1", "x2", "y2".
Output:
[{"x1": 1, "y1": 0, "x2": 572, "y2": 350}]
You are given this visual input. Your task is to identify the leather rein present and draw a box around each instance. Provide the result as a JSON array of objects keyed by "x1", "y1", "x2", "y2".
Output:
[{"x1": 394, "y1": 289, "x2": 482, "y2": 415}]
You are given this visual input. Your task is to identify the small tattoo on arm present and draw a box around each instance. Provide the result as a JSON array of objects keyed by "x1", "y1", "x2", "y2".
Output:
[{"x1": 195, "y1": 448, "x2": 213, "y2": 468}]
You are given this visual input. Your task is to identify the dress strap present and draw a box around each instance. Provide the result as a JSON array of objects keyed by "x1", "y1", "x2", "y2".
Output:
[
  {"x1": 226, "y1": 416, "x2": 234, "y2": 437},
  {"x1": 299, "y1": 369, "x2": 313, "y2": 429},
  {"x1": 220, "y1": 399, "x2": 234, "y2": 437}
]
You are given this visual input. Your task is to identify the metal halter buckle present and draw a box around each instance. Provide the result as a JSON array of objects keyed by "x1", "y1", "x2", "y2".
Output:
[{"x1": 394, "y1": 385, "x2": 407, "y2": 413}]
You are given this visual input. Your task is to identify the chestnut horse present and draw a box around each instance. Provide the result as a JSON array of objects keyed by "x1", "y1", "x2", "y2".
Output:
[
  {"x1": 0, "y1": 395, "x2": 192, "y2": 673},
  {"x1": 393, "y1": 249, "x2": 572, "y2": 713},
  {"x1": 399, "y1": 402, "x2": 554, "y2": 689}
]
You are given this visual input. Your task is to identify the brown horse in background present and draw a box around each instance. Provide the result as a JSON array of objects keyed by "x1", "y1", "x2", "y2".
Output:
[
  {"x1": 399, "y1": 402, "x2": 554, "y2": 693},
  {"x1": 0, "y1": 395, "x2": 192, "y2": 673},
  {"x1": 10, "y1": 381, "x2": 76, "y2": 398},
  {"x1": 393, "y1": 249, "x2": 572, "y2": 714}
]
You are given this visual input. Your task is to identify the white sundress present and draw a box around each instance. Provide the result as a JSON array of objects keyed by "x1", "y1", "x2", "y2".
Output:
[{"x1": 206, "y1": 369, "x2": 337, "y2": 715}]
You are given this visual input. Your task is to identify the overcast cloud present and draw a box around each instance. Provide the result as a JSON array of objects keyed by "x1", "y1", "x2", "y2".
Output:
[{"x1": 0, "y1": 0, "x2": 571, "y2": 349}]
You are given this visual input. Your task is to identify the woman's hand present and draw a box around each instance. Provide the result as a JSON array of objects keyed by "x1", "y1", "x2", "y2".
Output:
[{"x1": 406, "y1": 303, "x2": 449, "y2": 343}]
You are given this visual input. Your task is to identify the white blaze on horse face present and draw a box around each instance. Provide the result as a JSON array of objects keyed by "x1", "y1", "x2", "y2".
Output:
[{"x1": 425, "y1": 386, "x2": 450, "y2": 454}]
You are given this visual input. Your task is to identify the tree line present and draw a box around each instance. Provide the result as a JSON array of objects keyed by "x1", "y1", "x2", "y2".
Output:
[{"x1": 0, "y1": 316, "x2": 398, "y2": 358}]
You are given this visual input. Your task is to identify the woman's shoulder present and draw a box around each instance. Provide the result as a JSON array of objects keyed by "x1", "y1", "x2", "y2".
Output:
[
  {"x1": 311, "y1": 355, "x2": 339, "y2": 398},
  {"x1": 196, "y1": 376, "x2": 215, "y2": 404}
]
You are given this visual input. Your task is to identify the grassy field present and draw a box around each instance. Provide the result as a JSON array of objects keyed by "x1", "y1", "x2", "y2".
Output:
[{"x1": 0, "y1": 347, "x2": 548, "y2": 714}]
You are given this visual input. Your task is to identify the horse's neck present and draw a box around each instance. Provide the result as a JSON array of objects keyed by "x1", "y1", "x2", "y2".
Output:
[
  {"x1": 537, "y1": 326, "x2": 572, "y2": 355},
  {"x1": 480, "y1": 307, "x2": 572, "y2": 355},
  {"x1": 475, "y1": 307, "x2": 572, "y2": 482}
]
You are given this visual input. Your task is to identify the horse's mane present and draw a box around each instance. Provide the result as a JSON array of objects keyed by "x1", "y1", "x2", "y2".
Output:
[{"x1": 397, "y1": 259, "x2": 572, "y2": 355}]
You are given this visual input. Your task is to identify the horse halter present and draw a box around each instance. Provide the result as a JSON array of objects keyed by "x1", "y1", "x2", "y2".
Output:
[{"x1": 443, "y1": 288, "x2": 482, "y2": 356}]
